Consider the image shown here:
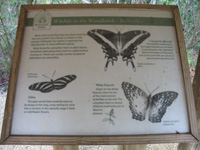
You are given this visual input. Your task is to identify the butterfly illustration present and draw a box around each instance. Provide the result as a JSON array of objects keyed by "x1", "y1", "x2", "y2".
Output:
[
  {"x1": 122, "y1": 82, "x2": 178, "y2": 123},
  {"x1": 29, "y1": 72, "x2": 76, "y2": 93},
  {"x1": 87, "y1": 29, "x2": 150, "y2": 71}
]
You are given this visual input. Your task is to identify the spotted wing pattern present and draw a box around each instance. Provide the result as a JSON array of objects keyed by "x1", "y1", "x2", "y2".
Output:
[
  {"x1": 148, "y1": 91, "x2": 178, "y2": 123},
  {"x1": 29, "y1": 75, "x2": 76, "y2": 93},
  {"x1": 122, "y1": 82, "x2": 148, "y2": 121}
]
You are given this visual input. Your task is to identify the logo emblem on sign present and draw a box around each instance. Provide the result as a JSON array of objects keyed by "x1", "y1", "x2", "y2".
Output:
[{"x1": 33, "y1": 11, "x2": 51, "y2": 30}]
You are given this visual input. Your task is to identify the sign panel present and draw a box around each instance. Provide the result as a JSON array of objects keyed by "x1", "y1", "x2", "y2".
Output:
[{"x1": 1, "y1": 4, "x2": 198, "y2": 145}]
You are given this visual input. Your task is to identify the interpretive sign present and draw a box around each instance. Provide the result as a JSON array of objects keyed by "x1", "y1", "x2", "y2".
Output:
[{"x1": 0, "y1": 4, "x2": 199, "y2": 145}]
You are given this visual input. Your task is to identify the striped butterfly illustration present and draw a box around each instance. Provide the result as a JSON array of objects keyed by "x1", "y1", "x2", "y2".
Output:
[
  {"x1": 29, "y1": 72, "x2": 76, "y2": 93},
  {"x1": 87, "y1": 29, "x2": 150, "y2": 71},
  {"x1": 122, "y1": 82, "x2": 178, "y2": 123}
]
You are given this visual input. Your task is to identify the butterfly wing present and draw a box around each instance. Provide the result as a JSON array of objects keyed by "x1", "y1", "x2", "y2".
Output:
[
  {"x1": 53, "y1": 75, "x2": 76, "y2": 90},
  {"x1": 122, "y1": 82, "x2": 148, "y2": 121},
  {"x1": 121, "y1": 30, "x2": 150, "y2": 71},
  {"x1": 87, "y1": 29, "x2": 119, "y2": 71},
  {"x1": 149, "y1": 91, "x2": 178, "y2": 123},
  {"x1": 88, "y1": 29, "x2": 119, "y2": 47},
  {"x1": 29, "y1": 75, "x2": 76, "y2": 93},
  {"x1": 120, "y1": 30, "x2": 148, "y2": 49},
  {"x1": 29, "y1": 82, "x2": 54, "y2": 93}
]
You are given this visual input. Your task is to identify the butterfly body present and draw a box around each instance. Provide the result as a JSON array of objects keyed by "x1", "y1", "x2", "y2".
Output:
[
  {"x1": 122, "y1": 82, "x2": 178, "y2": 123},
  {"x1": 87, "y1": 29, "x2": 150, "y2": 71},
  {"x1": 116, "y1": 31, "x2": 123, "y2": 52},
  {"x1": 49, "y1": 79, "x2": 56, "y2": 91},
  {"x1": 29, "y1": 74, "x2": 76, "y2": 93}
]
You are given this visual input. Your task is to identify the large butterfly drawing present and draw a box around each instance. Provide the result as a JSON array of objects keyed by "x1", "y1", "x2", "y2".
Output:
[
  {"x1": 87, "y1": 29, "x2": 150, "y2": 71},
  {"x1": 122, "y1": 82, "x2": 178, "y2": 123},
  {"x1": 29, "y1": 74, "x2": 76, "y2": 93}
]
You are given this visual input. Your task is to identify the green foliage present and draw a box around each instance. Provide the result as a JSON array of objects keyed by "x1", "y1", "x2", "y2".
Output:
[
  {"x1": 187, "y1": 49, "x2": 198, "y2": 67},
  {"x1": 0, "y1": 0, "x2": 28, "y2": 91},
  {"x1": 0, "y1": 0, "x2": 199, "y2": 92}
]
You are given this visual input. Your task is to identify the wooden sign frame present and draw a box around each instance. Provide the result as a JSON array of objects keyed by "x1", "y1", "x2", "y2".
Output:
[{"x1": 0, "y1": 4, "x2": 199, "y2": 145}]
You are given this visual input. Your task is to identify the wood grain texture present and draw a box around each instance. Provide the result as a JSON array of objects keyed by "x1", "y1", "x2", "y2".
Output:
[
  {"x1": 177, "y1": 50, "x2": 200, "y2": 150},
  {"x1": 1, "y1": 134, "x2": 196, "y2": 145},
  {"x1": 0, "y1": 6, "x2": 27, "y2": 144},
  {"x1": 53, "y1": 145, "x2": 146, "y2": 150},
  {"x1": 118, "y1": 145, "x2": 146, "y2": 150},
  {"x1": 21, "y1": 4, "x2": 177, "y2": 11},
  {"x1": 173, "y1": 7, "x2": 199, "y2": 141}
]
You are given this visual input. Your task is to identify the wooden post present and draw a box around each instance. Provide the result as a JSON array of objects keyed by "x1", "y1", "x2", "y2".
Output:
[
  {"x1": 53, "y1": 145, "x2": 147, "y2": 150},
  {"x1": 178, "y1": 53, "x2": 200, "y2": 150}
]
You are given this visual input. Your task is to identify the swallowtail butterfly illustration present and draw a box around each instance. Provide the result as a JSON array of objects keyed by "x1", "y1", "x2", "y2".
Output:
[
  {"x1": 29, "y1": 72, "x2": 76, "y2": 93},
  {"x1": 87, "y1": 29, "x2": 150, "y2": 71},
  {"x1": 122, "y1": 82, "x2": 178, "y2": 123}
]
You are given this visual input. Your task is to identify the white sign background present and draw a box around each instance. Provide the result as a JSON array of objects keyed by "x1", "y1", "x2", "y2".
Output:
[{"x1": 11, "y1": 9, "x2": 189, "y2": 135}]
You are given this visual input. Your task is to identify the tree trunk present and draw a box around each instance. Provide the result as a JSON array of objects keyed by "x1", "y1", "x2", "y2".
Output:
[{"x1": 178, "y1": 53, "x2": 200, "y2": 150}]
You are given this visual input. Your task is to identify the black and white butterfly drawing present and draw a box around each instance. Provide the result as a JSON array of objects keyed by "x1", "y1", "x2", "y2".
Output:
[
  {"x1": 122, "y1": 82, "x2": 178, "y2": 123},
  {"x1": 29, "y1": 72, "x2": 76, "y2": 93},
  {"x1": 87, "y1": 29, "x2": 150, "y2": 71}
]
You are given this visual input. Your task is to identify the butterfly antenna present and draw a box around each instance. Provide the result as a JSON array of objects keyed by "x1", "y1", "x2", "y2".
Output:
[
  {"x1": 113, "y1": 25, "x2": 124, "y2": 32},
  {"x1": 144, "y1": 83, "x2": 150, "y2": 95},
  {"x1": 119, "y1": 25, "x2": 124, "y2": 32},
  {"x1": 113, "y1": 26, "x2": 118, "y2": 32},
  {"x1": 151, "y1": 86, "x2": 160, "y2": 95},
  {"x1": 52, "y1": 70, "x2": 56, "y2": 79},
  {"x1": 43, "y1": 74, "x2": 51, "y2": 80}
]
